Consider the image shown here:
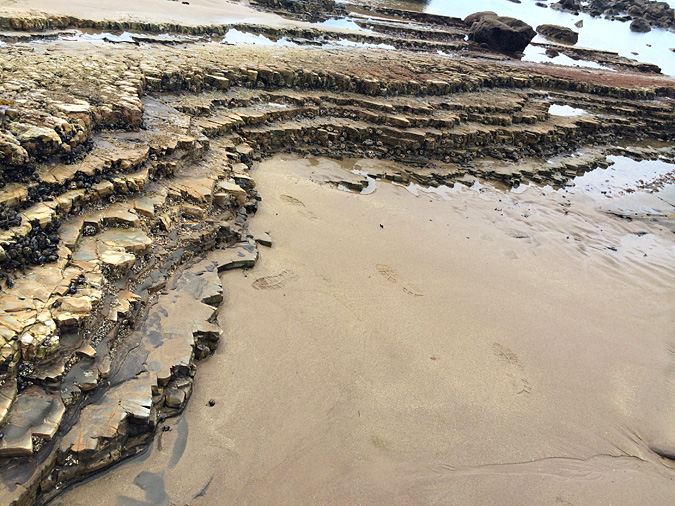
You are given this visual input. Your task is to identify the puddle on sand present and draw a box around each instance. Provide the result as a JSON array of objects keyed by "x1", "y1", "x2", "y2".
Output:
[
  {"x1": 548, "y1": 104, "x2": 588, "y2": 116},
  {"x1": 397, "y1": 181, "x2": 457, "y2": 200},
  {"x1": 562, "y1": 157, "x2": 675, "y2": 223},
  {"x1": 509, "y1": 155, "x2": 675, "y2": 227},
  {"x1": 337, "y1": 169, "x2": 378, "y2": 194},
  {"x1": 221, "y1": 29, "x2": 296, "y2": 47},
  {"x1": 570, "y1": 156, "x2": 675, "y2": 198},
  {"x1": 118, "y1": 471, "x2": 170, "y2": 506},
  {"x1": 68, "y1": 31, "x2": 136, "y2": 43},
  {"x1": 327, "y1": 152, "x2": 675, "y2": 228}
]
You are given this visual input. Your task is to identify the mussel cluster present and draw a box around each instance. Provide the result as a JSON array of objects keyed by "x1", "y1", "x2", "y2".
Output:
[
  {"x1": 1, "y1": 219, "x2": 61, "y2": 271},
  {"x1": 0, "y1": 204, "x2": 21, "y2": 230},
  {"x1": 0, "y1": 162, "x2": 36, "y2": 188}
]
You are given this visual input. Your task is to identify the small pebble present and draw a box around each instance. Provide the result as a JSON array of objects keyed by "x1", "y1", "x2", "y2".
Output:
[
  {"x1": 208, "y1": 399, "x2": 216, "y2": 407},
  {"x1": 162, "y1": 425, "x2": 171, "y2": 432}
]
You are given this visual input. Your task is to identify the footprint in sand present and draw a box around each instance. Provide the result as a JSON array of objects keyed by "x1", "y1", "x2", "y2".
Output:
[
  {"x1": 376, "y1": 264, "x2": 398, "y2": 283},
  {"x1": 252, "y1": 270, "x2": 297, "y2": 290},
  {"x1": 403, "y1": 285, "x2": 424, "y2": 297},
  {"x1": 280, "y1": 194, "x2": 318, "y2": 219},
  {"x1": 376, "y1": 264, "x2": 424, "y2": 297},
  {"x1": 492, "y1": 342, "x2": 531, "y2": 395},
  {"x1": 280, "y1": 195, "x2": 305, "y2": 206}
]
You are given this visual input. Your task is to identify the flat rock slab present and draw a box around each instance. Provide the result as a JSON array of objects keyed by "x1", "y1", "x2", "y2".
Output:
[
  {"x1": 0, "y1": 380, "x2": 17, "y2": 426},
  {"x1": 60, "y1": 374, "x2": 153, "y2": 454},
  {"x1": 203, "y1": 240, "x2": 258, "y2": 272},
  {"x1": 215, "y1": 180, "x2": 247, "y2": 206},
  {"x1": 174, "y1": 267, "x2": 223, "y2": 307},
  {"x1": 171, "y1": 176, "x2": 215, "y2": 204},
  {"x1": 59, "y1": 256, "x2": 225, "y2": 461},
  {"x1": 102, "y1": 205, "x2": 140, "y2": 228},
  {"x1": 99, "y1": 228, "x2": 152, "y2": 254},
  {"x1": 0, "y1": 386, "x2": 65, "y2": 457}
]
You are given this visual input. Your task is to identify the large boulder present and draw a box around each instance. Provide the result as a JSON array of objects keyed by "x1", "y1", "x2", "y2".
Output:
[
  {"x1": 466, "y1": 13, "x2": 536, "y2": 53},
  {"x1": 537, "y1": 24, "x2": 579, "y2": 44},
  {"x1": 464, "y1": 11, "x2": 498, "y2": 26},
  {"x1": 630, "y1": 18, "x2": 652, "y2": 32}
]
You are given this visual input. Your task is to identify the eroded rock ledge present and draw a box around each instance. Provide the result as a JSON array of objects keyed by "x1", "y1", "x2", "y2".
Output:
[{"x1": 0, "y1": 18, "x2": 673, "y2": 505}]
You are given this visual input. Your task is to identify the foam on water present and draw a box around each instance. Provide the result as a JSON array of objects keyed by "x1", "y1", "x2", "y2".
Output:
[{"x1": 222, "y1": 29, "x2": 296, "y2": 47}]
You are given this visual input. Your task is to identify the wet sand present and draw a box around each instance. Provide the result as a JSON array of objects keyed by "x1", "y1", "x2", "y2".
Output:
[
  {"x1": 0, "y1": 0, "x2": 300, "y2": 28},
  {"x1": 54, "y1": 155, "x2": 675, "y2": 505}
]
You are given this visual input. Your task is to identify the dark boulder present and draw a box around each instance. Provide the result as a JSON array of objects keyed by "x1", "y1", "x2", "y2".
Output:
[
  {"x1": 630, "y1": 18, "x2": 652, "y2": 32},
  {"x1": 588, "y1": 0, "x2": 608, "y2": 12},
  {"x1": 537, "y1": 24, "x2": 579, "y2": 44},
  {"x1": 467, "y1": 14, "x2": 536, "y2": 53},
  {"x1": 463, "y1": 11, "x2": 498, "y2": 26},
  {"x1": 555, "y1": 0, "x2": 580, "y2": 12}
]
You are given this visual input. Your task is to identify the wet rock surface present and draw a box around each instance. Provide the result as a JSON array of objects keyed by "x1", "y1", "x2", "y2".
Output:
[
  {"x1": 537, "y1": 23, "x2": 580, "y2": 44},
  {"x1": 0, "y1": 2, "x2": 672, "y2": 505}
]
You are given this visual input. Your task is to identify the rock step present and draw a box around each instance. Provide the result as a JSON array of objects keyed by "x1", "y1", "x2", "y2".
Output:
[
  {"x1": 354, "y1": 17, "x2": 466, "y2": 43},
  {"x1": 330, "y1": 148, "x2": 613, "y2": 191},
  {"x1": 0, "y1": 140, "x2": 251, "y2": 395},
  {"x1": 0, "y1": 240, "x2": 257, "y2": 505},
  {"x1": 0, "y1": 137, "x2": 150, "y2": 213},
  {"x1": 0, "y1": 385, "x2": 65, "y2": 457}
]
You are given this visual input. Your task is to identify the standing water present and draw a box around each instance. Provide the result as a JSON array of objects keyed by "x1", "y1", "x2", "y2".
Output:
[{"x1": 357, "y1": 0, "x2": 675, "y2": 75}]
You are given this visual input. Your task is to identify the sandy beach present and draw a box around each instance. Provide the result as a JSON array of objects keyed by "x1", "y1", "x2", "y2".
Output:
[
  {"x1": 0, "y1": 0, "x2": 295, "y2": 27},
  {"x1": 53, "y1": 154, "x2": 675, "y2": 505}
]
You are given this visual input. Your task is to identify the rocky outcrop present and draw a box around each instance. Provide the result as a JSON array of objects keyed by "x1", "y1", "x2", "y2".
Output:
[
  {"x1": 466, "y1": 12, "x2": 536, "y2": 53},
  {"x1": 537, "y1": 24, "x2": 579, "y2": 44},
  {"x1": 251, "y1": 0, "x2": 345, "y2": 21}
]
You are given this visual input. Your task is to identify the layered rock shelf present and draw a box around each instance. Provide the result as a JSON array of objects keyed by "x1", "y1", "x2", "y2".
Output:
[{"x1": 0, "y1": 3, "x2": 673, "y2": 505}]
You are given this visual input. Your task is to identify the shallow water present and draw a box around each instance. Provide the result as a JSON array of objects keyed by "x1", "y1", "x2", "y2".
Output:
[
  {"x1": 317, "y1": 17, "x2": 375, "y2": 33},
  {"x1": 572, "y1": 156, "x2": 674, "y2": 197},
  {"x1": 548, "y1": 103, "x2": 588, "y2": 116},
  {"x1": 363, "y1": 0, "x2": 675, "y2": 75},
  {"x1": 329, "y1": 153, "x2": 675, "y2": 226},
  {"x1": 524, "y1": 45, "x2": 614, "y2": 70}
]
